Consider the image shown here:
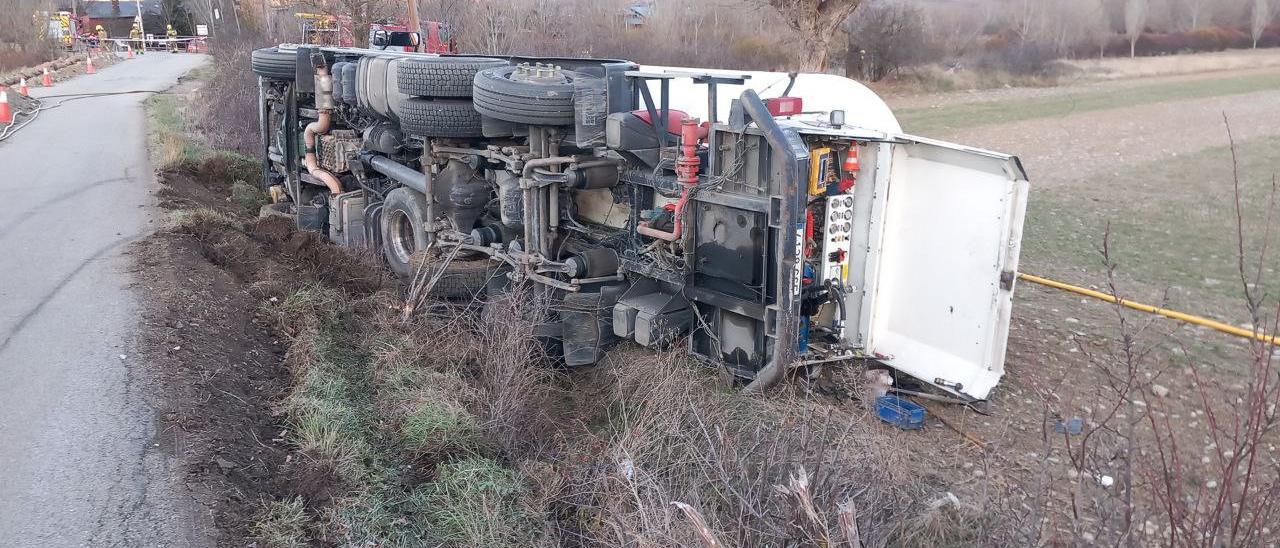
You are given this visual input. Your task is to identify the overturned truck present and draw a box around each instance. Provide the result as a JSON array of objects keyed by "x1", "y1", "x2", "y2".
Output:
[{"x1": 250, "y1": 44, "x2": 1029, "y2": 401}]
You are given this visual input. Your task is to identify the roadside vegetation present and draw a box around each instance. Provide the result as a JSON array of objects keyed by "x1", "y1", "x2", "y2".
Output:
[{"x1": 0, "y1": 0, "x2": 58, "y2": 73}]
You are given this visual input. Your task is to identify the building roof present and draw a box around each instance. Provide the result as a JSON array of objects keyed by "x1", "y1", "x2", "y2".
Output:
[{"x1": 627, "y1": 4, "x2": 654, "y2": 18}]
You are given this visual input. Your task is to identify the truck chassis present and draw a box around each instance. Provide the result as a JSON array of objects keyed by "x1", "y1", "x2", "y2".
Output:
[{"x1": 252, "y1": 45, "x2": 1030, "y2": 399}]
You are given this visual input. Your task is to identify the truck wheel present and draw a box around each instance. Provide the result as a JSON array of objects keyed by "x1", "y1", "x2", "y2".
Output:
[
  {"x1": 381, "y1": 187, "x2": 430, "y2": 279},
  {"x1": 415, "y1": 257, "x2": 491, "y2": 301},
  {"x1": 396, "y1": 98, "x2": 484, "y2": 138},
  {"x1": 251, "y1": 47, "x2": 296, "y2": 80},
  {"x1": 472, "y1": 66, "x2": 579, "y2": 126},
  {"x1": 397, "y1": 57, "x2": 508, "y2": 98}
]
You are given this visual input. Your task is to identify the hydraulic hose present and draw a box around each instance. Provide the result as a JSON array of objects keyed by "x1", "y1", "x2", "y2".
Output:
[{"x1": 1017, "y1": 272, "x2": 1280, "y2": 345}]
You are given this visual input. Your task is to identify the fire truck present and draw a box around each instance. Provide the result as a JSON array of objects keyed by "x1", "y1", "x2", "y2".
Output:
[{"x1": 297, "y1": 13, "x2": 454, "y2": 53}]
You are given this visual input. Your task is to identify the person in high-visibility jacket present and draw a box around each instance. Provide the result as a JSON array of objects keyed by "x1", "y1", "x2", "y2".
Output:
[
  {"x1": 166, "y1": 25, "x2": 178, "y2": 52},
  {"x1": 129, "y1": 23, "x2": 145, "y2": 55},
  {"x1": 96, "y1": 25, "x2": 108, "y2": 52}
]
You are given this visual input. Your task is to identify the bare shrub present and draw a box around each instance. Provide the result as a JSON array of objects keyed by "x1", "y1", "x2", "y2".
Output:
[
  {"x1": 1020, "y1": 118, "x2": 1280, "y2": 545},
  {"x1": 844, "y1": 1, "x2": 935, "y2": 81},
  {"x1": 196, "y1": 33, "x2": 267, "y2": 157},
  {"x1": 1139, "y1": 120, "x2": 1280, "y2": 546},
  {"x1": 551, "y1": 351, "x2": 971, "y2": 547},
  {"x1": 0, "y1": 0, "x2": 58, "y2": 72}
]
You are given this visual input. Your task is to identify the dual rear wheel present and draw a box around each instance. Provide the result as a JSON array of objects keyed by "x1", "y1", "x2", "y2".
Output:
[{"x1": 380, "y1": 188, "x2": 490, "y2": 300}]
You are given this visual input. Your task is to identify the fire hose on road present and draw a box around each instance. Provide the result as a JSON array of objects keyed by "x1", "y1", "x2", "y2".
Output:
[{"x1": 0, "y1": 90, "x2": 161, "y2": 143}]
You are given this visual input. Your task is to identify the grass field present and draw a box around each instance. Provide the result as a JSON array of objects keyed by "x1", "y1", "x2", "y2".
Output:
[
  {"x1": 895, "y1": 71, "x2": 1280, "y2": 134},
  {"x1": 1023, "y1": 133, "x2": 1280, "y2": 318}
]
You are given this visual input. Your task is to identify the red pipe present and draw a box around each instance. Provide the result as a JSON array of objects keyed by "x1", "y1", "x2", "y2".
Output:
[{"x1": 638, "y1": 118, "x2": 701, "y2": 241}]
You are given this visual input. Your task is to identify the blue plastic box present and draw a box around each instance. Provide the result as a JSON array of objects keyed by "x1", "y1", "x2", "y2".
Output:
[{"x1": 875, "y1": 395, "x2": 926, "y2": 430}]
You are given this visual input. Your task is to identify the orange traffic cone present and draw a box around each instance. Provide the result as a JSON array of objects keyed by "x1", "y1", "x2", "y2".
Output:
[
  {"x1": 41, "y1": 68, "x2": 52, "y2": 87},
  {"x1": 18, "y1": 78, "x2": 28, "y2": 96},
  {"x1": 86, "y1": 55, "x2": 96, "y2": 75},
  {"x1": 0, "y1": 91, "x2": 13, "y2": 125},
  {"x1": 127, "y1": 46, "x2": 134, "y2": 59}
]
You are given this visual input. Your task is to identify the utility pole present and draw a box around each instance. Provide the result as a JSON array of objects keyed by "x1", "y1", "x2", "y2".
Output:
[
  {"x1": 135, "y1": 0, "x2": 145, "y2": 40},
  {"x1": 405, "y1": 0, "x2": 420, "y2": 52}
]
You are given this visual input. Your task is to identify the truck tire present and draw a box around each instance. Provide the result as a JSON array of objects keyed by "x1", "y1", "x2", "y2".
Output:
[
  {"x1": 381, "y1": 187, "x2": 430, "y2": 279},
  {"x1": 472, "y1": 66, "x2": 579, "y2": 126},
  {"x1": 420, "y1": 257, "x2": 491, "y2": 301},
  {"x1": 396, "y1": 98, "x2": 484, "y2": 138},
  {"x1": 251, "y1": 47, "x2": 296, "y2": 80},
  {"x1": 397, "y1": 57, "x2": 508, "y2": 98}
]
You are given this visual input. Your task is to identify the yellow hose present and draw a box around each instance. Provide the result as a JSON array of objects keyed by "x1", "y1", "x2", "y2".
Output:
[{"x1": 1017, "y1": 272, "x2": 1280, "y2": 345}]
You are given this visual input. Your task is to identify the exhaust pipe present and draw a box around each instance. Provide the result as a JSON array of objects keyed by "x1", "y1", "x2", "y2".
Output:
[{"x1": 303, "y1": 53, "x2": 343, "y2": 195}]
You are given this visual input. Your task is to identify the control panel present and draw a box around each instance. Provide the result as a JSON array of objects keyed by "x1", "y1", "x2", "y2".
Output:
[{"x1": 820, "y1": 194, "x2": 854, "y2": 285}]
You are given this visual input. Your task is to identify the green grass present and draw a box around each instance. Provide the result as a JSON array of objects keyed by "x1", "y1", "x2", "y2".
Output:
[
  {"x1": 252, "y1": 497, "x2": 310, "y2": 548},
  {"x1": 1021, "y1": 133, "x2": 1280, "y2": 327},
  {"x1": 257, "y1": 286, "x2": 542, "y2": 547},
  {"x1": 146, "y1": 93, "x2": 207, "y2": 169},
  {"x1": 401, "y1": 397, "x2": 482, "y2": 458},
  {"x1": 418, "y1": 457, "x2": 540, "y2": 546},
  {"x1": 231, "y1": 180, "x2": 268, "y2": 212},
  {"x1": 145, "y1": 91, "x2": 257, "y2": 171},
  {"x1": 897, "y1": 71, "x2": 1280, "y2": 134}
]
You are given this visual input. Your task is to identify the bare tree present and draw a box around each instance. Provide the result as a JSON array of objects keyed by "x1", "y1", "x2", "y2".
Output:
[
  {"x1": 1085, "y1": 0, "x2": 1116, "y2": 59},
  {"x1": 466, "y1": 2, "x2": 517, "y2": 55},
  {"x1": 1124, "y1": 0, "x2": 1148, "y2": 57},
  {"x1": 1178, "y1": 0, "x2": 1211, "y2": 29},
  {"x1": 417, "y1": 0, "x2": 469, "y2": 43},
  {"x1": 752, "y1": 0, "x2": 863, "y2": 71},
  {"x1": 844, "y1": 2, "x2": 932, "y2": 81},
  {"x1": 1251, "y1": 0, "x2": 1272, "y2": 48},
  {"x1": 296, "y1": 0, "x2": 399, "y2": 47},
  {"x1": 182, "y1": 0, "x2": 214, "y2": 31}
]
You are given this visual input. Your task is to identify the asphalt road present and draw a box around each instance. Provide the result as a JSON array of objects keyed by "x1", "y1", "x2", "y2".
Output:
[{"x1": 0, "y1": 53, "x2": 213, "y2": 547}]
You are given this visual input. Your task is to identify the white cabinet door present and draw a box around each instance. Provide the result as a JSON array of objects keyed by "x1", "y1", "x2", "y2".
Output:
[{"x1": 862, "y1": 137, "x2": 1029, "y2": 400}]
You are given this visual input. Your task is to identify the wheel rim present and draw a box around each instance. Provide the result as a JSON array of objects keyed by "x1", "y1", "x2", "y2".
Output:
[{"x1": 388, "y1": 209, "x2": 416, "y2": 265}]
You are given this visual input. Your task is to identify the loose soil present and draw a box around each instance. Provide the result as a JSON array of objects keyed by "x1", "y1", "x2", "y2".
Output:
[{"x1": 131, "y1": 160, "x2": 389, "y2": 544}]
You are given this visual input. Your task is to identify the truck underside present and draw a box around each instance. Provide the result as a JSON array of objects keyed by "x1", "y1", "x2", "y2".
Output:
[{"x1": 252, "y1": 45, "x2": 1030, "y2": 400}]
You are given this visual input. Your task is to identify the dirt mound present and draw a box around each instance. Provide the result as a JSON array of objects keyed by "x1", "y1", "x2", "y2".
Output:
[
  {"x1": 132, "y1": 157, "x2": 391, "y2": 543},
  {"x1": 131, "y1": 232, "x2": 301, "y2": 541},
  {"x1": 0, "y1": 51, "x2": 121, "y2": 88}
]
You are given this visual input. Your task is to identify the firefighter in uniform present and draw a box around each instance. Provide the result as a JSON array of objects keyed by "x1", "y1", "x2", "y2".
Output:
[
  {"x1": 130, "y1": 23, "x2": 144, "y2": 54},
  {"x1": 96, "y1": 25, "x2": 109, "y2": 52},
  {"x1": 166, "y1": 25, "x2": 178, "y2": 52}
]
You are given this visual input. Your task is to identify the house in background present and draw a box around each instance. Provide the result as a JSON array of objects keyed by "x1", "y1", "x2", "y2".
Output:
[
  {"x1": 622, "y1": 1, "x2": 656, "y2": 28},
  {"x1": 66, "y1": 0, "x2": 164, "y2": 37}
]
